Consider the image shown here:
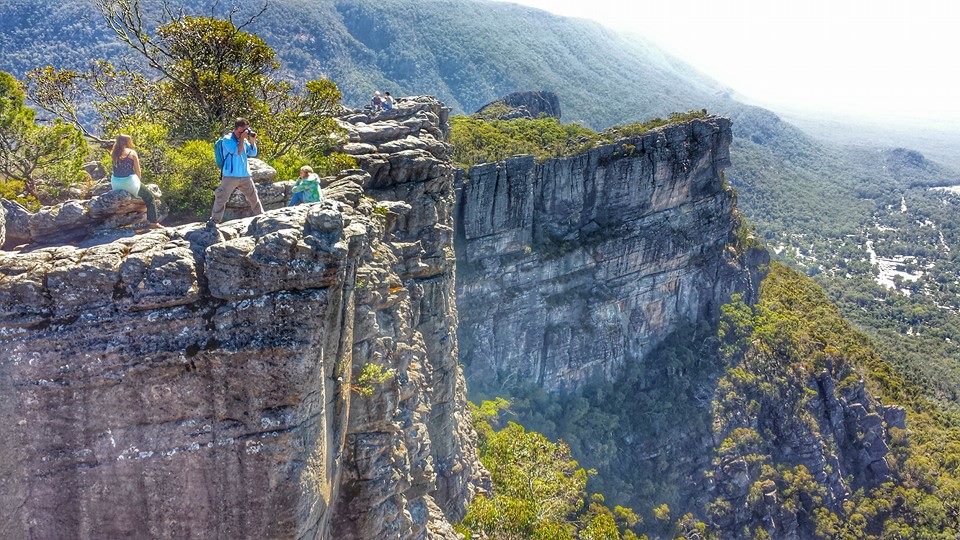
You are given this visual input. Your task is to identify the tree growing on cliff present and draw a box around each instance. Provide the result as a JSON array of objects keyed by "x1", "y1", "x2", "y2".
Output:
[
  {"x1": 0, "y1": 71, "x2": 87, "y2": 208},
  {"x1": 457, "y1": 399, "x2": 641, "y2": 539}
]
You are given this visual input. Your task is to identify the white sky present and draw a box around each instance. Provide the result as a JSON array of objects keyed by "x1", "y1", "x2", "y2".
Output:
[{"x1": 496, "y1": 0, "x2": 960, "y2": 129}]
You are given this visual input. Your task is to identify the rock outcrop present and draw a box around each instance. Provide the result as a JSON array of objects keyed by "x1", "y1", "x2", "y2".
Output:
[
  {"x1": 476, "y1": 90, "x2": 562, "y2": 120},
  {"x1": 455, "y1": 117, "x2": 767, "y2": 391},
  {"x1": 0, "y1": 97, "x2": 485, "y2": 538},
  {"x1": 1, "y1": 185, "x2": 164, "y2": 250},
  {"x1": 708, "y1": 361, "x2": 906, "y2": 537},
  {"x1": 336, "y1": 97, "x2": 486, "y2": 532},
  {"x1": 223, "y1": 159, "x2": 288, "y2": 221}
]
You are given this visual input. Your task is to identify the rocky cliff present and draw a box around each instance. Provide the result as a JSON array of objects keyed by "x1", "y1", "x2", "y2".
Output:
[
  {"x1": 476, "y1": 91, "x2": 562, "y2": 120},
  {"x1": 450, "y1": 115, "x2": 911, "y2": 537},
  {"x1": 455, "y1": 117, "x2": 767, "y2": 391},
  {"x1": 0, "y1": 97, "x2": 486, "y2": 539}
]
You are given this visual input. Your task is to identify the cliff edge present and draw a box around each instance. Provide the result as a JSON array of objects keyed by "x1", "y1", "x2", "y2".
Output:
[{"x1": 0, "y1": 98, "x2": 486, "y2": 539}]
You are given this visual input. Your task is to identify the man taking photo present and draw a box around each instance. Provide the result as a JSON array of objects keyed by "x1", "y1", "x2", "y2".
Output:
[{"x1": 208, "y1": 118, "x2": 265, "y2": 226}]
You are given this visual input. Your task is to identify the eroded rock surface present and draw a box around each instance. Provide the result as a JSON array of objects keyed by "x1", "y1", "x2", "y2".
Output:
[
  {"x1": 1, "y1": 185, "x2": 165, "y2": 250},
  {"x1": 0, "y1": 97, "x2": 485, "y2": 539},
  {"x1": 456, "y1": 117, "x2": 767, "y2": 391},
  {"x1": 708, "y1": 362, "x2": 907, "y2": 537}
]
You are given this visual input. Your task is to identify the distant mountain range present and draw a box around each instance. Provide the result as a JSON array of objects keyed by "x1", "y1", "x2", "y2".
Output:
[{"x1": 0, "y1": 0, "x2": 733, "y2": 126}]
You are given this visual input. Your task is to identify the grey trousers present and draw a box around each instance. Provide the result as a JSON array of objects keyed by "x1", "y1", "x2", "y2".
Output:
[{"x1": 210, "y1": 176, "x2": 264, "y2": 223}]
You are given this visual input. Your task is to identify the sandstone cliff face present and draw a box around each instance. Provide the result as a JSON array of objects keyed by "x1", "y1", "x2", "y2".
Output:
[
  {"x1": 0, "y1": 98, "x2": 485, "y2": 539},
  {"x1": 455, "y1": 117, "x2": 767, "y2": 391}
]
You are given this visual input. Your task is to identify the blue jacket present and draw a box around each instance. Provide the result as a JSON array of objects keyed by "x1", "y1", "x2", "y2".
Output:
[{"x1": 220, "y1": 134, "x2": 258, "y2": 177}]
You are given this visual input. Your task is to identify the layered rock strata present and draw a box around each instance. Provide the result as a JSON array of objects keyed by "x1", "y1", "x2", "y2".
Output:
[
  {"x1": 455, "y1": 117, "x2": 768, "y2": 391},
  {"x1": 0, "y1": 97, "x2": 484, "y2": 538},
  {"x1": 1, "y1": 185, "x2": 164, "y2": 249},
  {"x1": 336, "y1": 97, "x2": 486, "y2": 530}
]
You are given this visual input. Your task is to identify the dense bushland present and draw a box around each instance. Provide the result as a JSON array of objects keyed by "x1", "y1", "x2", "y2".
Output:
[{"x1": 449, "y1": 109, "x2": 709, "y2": 169}]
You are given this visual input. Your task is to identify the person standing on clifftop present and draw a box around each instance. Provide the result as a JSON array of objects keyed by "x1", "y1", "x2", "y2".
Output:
[
  {"x1": 208, "y1": 118, "x2": 264, "y2": 226},
  {"x1": 110, "y1": 134, "x2": 162, "y2": 229}
]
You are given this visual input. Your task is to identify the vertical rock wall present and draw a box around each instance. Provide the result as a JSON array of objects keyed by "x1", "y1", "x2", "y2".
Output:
[
  {"x1": 455, "y1": 117, "x2": 767, "y2": 391},
  {"x1": 0, "y1": 208, "x2": 364, "y2": 538},
  {"x1": 331, "y1": 98, "x2": 489, "y2": 537}
]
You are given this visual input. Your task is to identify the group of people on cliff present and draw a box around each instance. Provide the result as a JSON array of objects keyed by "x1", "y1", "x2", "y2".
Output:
[
  {"x1": 109, "y1": 117, "x2": 323, "y2": 230},
  {"x1": 370, "y1": 90, "x2": 396, "y2": 112}
]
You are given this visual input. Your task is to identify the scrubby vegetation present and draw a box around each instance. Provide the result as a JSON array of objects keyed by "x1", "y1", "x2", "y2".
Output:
[
  {"x1": 713, "y1": 264, "x2": 960, "y2": 538},
  {"x1": 449, "y1": 109, "x2": 710, "y2": 169},
  {"x1": 349, "y1": 363, "x2": 395, "y2": 396},
  {"x1": 450, "y1": 115, "x2": 597, "y2": 169}
]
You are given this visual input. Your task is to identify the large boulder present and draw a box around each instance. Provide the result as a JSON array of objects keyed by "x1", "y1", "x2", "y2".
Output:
[
  {"x1": 476, "y1": 90, "x2": 562, "y2": 120},
  {"x1": 248, "y1": 158, "x2": 277, "y2": 183},
  {"x1": 0, "y1": 199, "x2": 33, "y2": 249}
]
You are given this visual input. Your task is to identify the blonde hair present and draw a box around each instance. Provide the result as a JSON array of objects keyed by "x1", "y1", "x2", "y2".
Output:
[
  {"x1": 111, "y1": 134, "x2": 133, "y2": 163},
  {"x1": 300, "y1": 165, "x2": 314, "y2": 174}
]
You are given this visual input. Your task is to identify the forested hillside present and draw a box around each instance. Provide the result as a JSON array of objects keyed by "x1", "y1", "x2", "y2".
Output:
[
  {"x1": 0, "y1": 0, "x2": 728, "y2": 126},
  {"x1": 467, "y1": 263, "x2": 960, "y2": 537}
]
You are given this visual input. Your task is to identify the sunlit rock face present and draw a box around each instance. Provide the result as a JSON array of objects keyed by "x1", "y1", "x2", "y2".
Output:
[
  {"x1": 455, "y1": 117, "x2": 767, "y2": 392},
  {"x1": 0, "y1": 97, "x2": 486, "y2": 539}
]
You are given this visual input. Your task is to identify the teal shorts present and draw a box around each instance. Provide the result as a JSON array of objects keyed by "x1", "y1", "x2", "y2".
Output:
[{"x1": 111, "y1": 174, "x2": 141, "y2": 196}]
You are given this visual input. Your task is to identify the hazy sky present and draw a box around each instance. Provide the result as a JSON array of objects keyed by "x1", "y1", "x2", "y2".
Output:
[{"x1": 496, "y1": 0, "x2": 960, "y2": 128}]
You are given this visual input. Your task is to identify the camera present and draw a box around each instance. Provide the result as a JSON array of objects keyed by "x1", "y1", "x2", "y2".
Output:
[{"x1": 245, "y1": 128, "x2": 257, "y2": 137}]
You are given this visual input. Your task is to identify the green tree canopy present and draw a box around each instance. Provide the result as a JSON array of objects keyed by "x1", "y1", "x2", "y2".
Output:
[
  {"x1": 21, "y1": 1, "x2": 353, "y2": 219},
  {"x1": 0, "y1": 71, "x2": 86, "y2": 208},
  {"x1": 457, "y1": 399, "x2": 640, "y2": 539}
]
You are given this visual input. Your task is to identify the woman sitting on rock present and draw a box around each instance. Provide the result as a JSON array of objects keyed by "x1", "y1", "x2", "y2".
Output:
[
  {"x1": 288, "y1": 165, "x2": 323, "y2": 206},
  {"x1": 111, "y1": 134, "x2": 161, "y2": 229}
]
